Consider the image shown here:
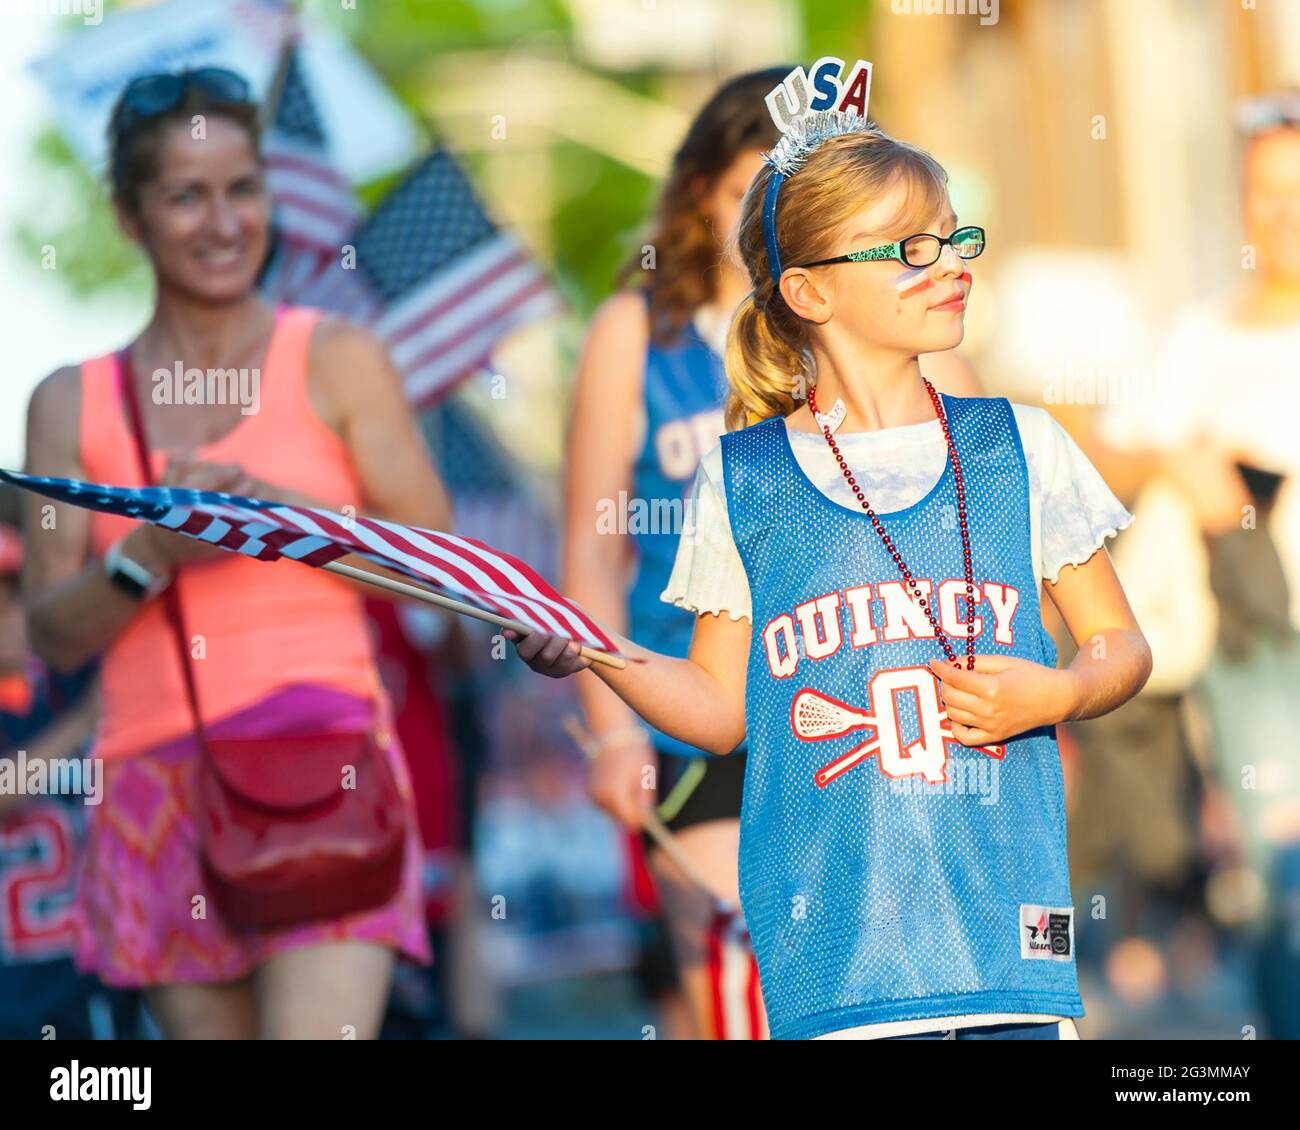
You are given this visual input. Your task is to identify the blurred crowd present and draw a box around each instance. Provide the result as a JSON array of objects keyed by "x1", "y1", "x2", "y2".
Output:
[
  {"x1": 1037, "y1": 94, "x2": 1300, "y2": 1039},
  {"x1": 1, "y1": 31, "x2": 1297, "y2": 1038}
]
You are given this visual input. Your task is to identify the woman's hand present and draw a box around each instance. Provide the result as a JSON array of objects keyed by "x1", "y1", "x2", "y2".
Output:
[
  {"x1": 127, "y1": 524, "x2": 225, "y2": 569},
  {"x1": 125, "y1": 456, "x2": 300, "y2": 571},
  {"x1": 503, "y1": 628, "x2": 593, "y2": 678},
  {"x1": 158, "y1": 454, "x2": 249, "y2": 494},
  {"x1": 159, "y1": 455, "x2": 293, "y2": 504},
  {"x1": 127, "y1": 456, "x2": 254, "y2": 569},
  {"x1": 929, "y1": 654, "x2": 1080, "y2": 747},
  {"x1": 1163, "y1": 445, "x2": 1251, "y2": 535},
  {"x1": 587, "y1": 734, "x2": 658, "y2": 829}
]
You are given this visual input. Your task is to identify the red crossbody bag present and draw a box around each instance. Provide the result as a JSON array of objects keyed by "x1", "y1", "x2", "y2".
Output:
[{"x1": 116, "y1": 347, "x2": 406, "y2": 931}]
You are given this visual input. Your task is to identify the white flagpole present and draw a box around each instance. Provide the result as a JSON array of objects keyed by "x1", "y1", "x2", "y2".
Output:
[{"x1": 322, "y1": 560, "x2": 626, "y2": 670}]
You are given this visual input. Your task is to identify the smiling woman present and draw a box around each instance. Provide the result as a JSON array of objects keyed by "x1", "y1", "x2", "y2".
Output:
[
  {"x1": 20, "y1": 67, "x2": 452, "y2": 1041},
  {"x1": 108, "y1": 71, "x2": 270, "y2": 307}
]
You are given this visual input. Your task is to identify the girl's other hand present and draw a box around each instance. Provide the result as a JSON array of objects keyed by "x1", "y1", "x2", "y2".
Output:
[
  {"x1": 929, "y1": 654, "x2": 1081, "y2": 747},
  {"x1": 504, "y1": 628, "x2": 593, "y2": 678},
  {"x1": 587, "y1": 735, "x2": 658, "y2": 829}
]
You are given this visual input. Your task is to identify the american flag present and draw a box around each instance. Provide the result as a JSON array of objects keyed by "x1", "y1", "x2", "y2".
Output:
[
  {"x1": 298, "y1": 150, "x2": 563, "y2": 408},
  {"x1": 0, "y1": 470, "x2": 620, "y2": 658},
  {"x1": 259, "y1": 44, "x2": 359, "y2": 302},
  {"x1": 255, "y1": 36, "x2": 562, "y2": 406},
  {"x1": 707, "y1": 908, "x2": 765, "y2": 1040}
]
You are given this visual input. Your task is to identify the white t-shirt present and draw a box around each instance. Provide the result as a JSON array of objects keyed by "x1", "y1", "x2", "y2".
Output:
[
  {"x1": 664, "y1": 403, "x2": 1133, "y2": 624},
  {"x1": 1102, "y1": 296, "x2": 1300, "y2": 627},
  {"x1": 660, "y1": 401, "x2": 1131, "y2": 1039}
]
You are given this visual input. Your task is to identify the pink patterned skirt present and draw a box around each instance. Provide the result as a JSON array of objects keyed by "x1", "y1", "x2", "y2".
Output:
[{"x1": 73, "y1": 684, "x2": 431, "y2": 987}]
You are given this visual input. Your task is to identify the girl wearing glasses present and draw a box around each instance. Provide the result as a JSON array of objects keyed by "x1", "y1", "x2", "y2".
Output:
[
  {"x1": 565, "y1": 70, "x2": 979, "y2": 1039},
  {"x1": 21, "y1": 69, "x2": 451, "y2": 1039},
  {"x1": 512, "y1": 103, "x2": 1151, "y2": 1039}
]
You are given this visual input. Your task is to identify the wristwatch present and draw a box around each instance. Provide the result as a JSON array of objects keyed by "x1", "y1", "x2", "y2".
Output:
[{"x1": 104, "y1": 539, "x2": 169, "y2": 601}]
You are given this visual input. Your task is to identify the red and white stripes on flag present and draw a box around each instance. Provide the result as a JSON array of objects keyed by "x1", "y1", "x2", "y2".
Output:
[
  {"x1": 292, "y1": 255, "x2": 383, "y2": 324},
  {"x1": 706, "y1": 908, "x2": 765, "y2": 1040},
  {"x1": 259, "y1": 50, "x2": 564, "y2": 407},
  {"x1": 0, "y1": 471, "x2": 620, "y2": 659},
  {"x1": 259, "y1": 151, "x2": 356, "y2": 299},
  {"x1": 263, "y1": 134, "x2": 357, "y2": 253},
  {"x1": 375, "y1": 232, "x2": 563, "y2": 409},
  {"x1": 178, "y1": 498, "x2": 618, "y2": 654},
  {"x1": 259, "y1": 43, "x2": 359, "y2": 303}
]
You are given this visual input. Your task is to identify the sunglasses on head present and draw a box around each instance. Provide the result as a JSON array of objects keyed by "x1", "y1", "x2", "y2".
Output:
[{"x1": 114, "y1": 68, "x2": 253, "y2": 134}]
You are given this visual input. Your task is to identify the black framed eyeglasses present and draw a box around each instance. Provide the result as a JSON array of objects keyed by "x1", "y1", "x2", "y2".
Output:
[
  {"x1": 114, "y1": 68, "x2": 253, "y2": 134},
  {"x1": 793, "y1": 225, "x2": 987, "y2": 270}
]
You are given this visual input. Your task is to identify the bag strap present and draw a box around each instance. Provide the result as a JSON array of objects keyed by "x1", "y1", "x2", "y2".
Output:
[{"x1": 116, "y1": 347, "x2": 211, "y2": 753}]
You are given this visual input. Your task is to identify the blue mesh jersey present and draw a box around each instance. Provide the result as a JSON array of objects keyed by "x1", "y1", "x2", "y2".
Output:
[
  {"x1": 626, "y1": 294, "x2": 730, "y2": 758},
  {"x1": 721, "y1": 394, "x2": 1084, "y2": 1040}
]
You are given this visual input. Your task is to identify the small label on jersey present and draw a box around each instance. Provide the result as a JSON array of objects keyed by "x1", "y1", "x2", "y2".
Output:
[{"x1": 1020, "y1": 904, "x2": 1074, "y2": 961}]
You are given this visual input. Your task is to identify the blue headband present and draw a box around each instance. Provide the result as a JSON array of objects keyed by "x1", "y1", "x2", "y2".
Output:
[
  {"x1": 762, "y1": 170, "x2": 786, "y2": 285},
  {"x1": 758, "y1": 108, "x2": 874, "y2": 291}
]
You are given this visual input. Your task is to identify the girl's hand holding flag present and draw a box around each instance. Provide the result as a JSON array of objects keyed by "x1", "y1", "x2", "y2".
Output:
[{"x1": 501, "y1": 626, "x2": 592, "y2": 676}]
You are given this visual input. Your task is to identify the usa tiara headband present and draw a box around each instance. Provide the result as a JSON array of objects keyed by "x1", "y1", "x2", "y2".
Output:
[{"x1": 761, "y1": 57, "x2": 874, "y2": 286}]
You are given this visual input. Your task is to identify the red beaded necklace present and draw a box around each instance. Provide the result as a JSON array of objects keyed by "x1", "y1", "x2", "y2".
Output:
[{"x1": 807, "y1": 380, "x2": 975, "y2": 670}]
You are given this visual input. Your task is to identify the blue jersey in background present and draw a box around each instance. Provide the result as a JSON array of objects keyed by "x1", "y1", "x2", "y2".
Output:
[{"x1": 626, "y1": 294, "x2": 730, "y2": 759}]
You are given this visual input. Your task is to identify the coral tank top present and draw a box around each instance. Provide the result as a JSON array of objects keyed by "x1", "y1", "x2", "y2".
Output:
[{"x1": 79, "y1": 307, "x2": 379, "y2": 761}]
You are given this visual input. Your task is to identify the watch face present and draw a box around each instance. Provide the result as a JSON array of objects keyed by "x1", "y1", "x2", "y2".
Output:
[
  {"x1": 107, "y1": 565, "x2": 149, "y2": 598},
  {"x1": 106, "y1": 549, "x2": 152, "y2": 598}
]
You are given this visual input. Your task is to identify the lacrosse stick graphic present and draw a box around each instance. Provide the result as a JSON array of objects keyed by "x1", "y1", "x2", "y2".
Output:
[{"x1": 791, "y1": 684, "x2": 1005, "y2": 789}]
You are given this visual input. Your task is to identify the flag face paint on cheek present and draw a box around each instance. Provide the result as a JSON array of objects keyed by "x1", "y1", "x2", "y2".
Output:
[
  {"x1": 894, "y1": 267, "x2": 933, "y2": 300},
  {"x1": 895, "y1": 268, "x2": 973, "y2": 302}
]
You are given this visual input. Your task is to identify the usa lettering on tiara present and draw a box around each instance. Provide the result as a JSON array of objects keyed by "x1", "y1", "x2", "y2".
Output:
[
  {"x1": 763, "y1": 59, "x2": 874, "y2": 175},
  {"x1": 764, "y1": 57, "x2": 873, "y2": 133},
  {"x1": 760, "y1": 58, "x2": 876, "y2": 282}
]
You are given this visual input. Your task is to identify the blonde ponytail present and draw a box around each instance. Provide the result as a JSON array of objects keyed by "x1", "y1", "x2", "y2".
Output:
[{"x1": 724, "y1": 292, "x2": 810, "y2": 431}]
